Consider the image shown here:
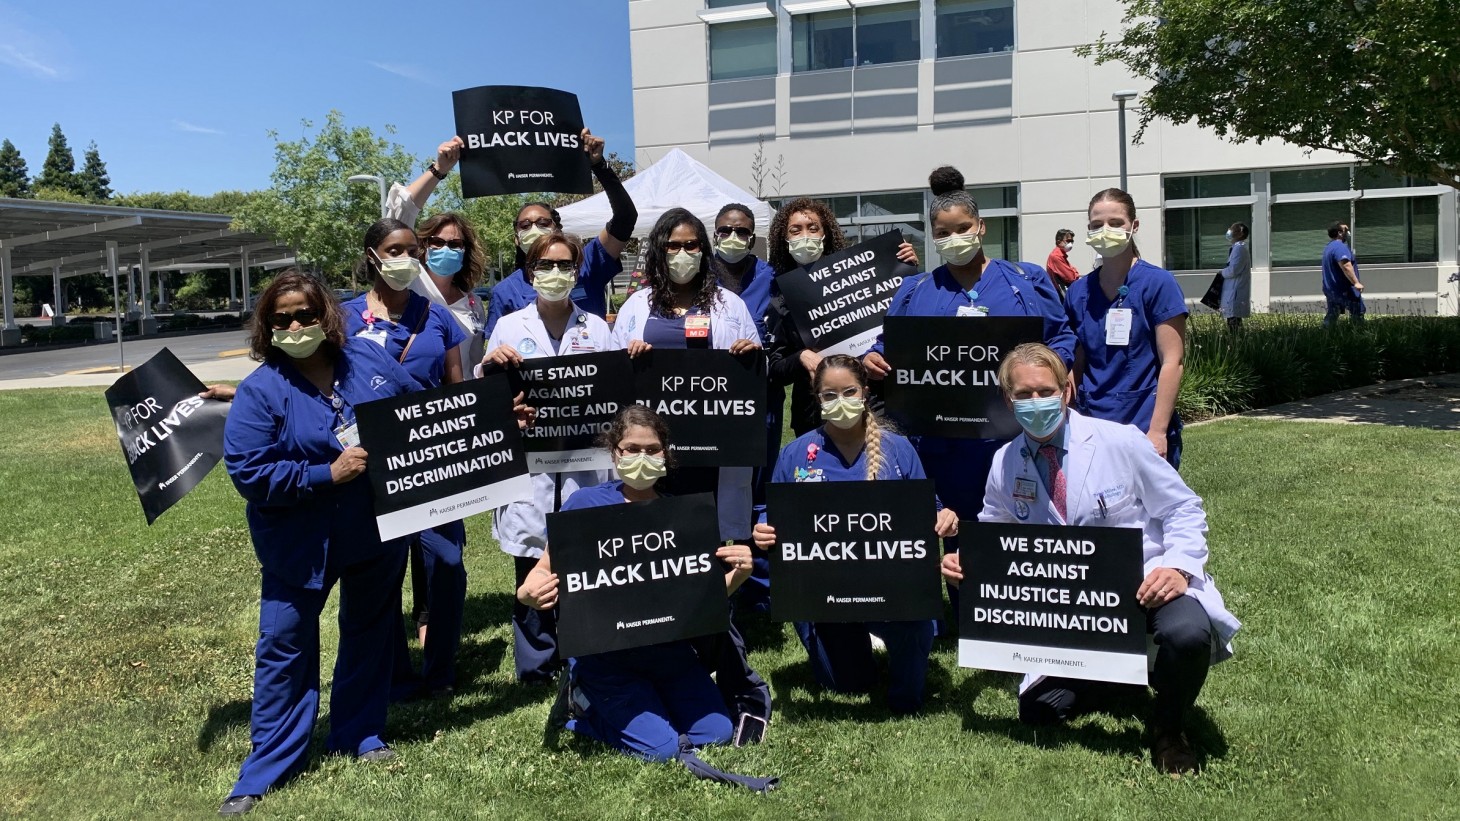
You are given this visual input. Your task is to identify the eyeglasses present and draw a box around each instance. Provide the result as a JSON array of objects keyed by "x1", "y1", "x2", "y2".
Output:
[
  {"x1": 664, "y1": 240, "x2": 702, "y2": 253},
  {"x1": 817, "y1": 386, "x2": 862, "y2": 403},
  {"x1": 426, "y1": 236, "x2": 466, "y2": 250},
  {"x1": 616, "y1": 444, "x2": 664, "y2": 456},
  {"x1": 715, "y1": 226, "x2": 753, "y2": 239},
  {"x1": 533, "y1": 259, "x2": 575, "y2": 273},
  {"x1": 268, "y1": 309, "x2": 320, "y2": 330},
  {"x1": 515, "y1": 217, "x2": 556, "y2": 231}
]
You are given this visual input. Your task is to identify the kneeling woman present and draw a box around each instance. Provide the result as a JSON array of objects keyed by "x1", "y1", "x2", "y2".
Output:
[
  {"x1": 516, "y1": 406, "x2": 761, "y2": 766},
  {"x1": 219, "y1": 271, "x2": 421, "y2": 816},
  {"x1": 752, "y1": 355, "x2": 958, "y2": 714}
]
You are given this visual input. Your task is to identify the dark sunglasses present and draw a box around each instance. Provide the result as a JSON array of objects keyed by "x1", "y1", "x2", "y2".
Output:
[
  {"x1": 665, "y1": 240, "x2": 702, "y2": 253},
  {"x1": 532, "y1": 258, "x2": 576, "y2": 272},
  {"x1": 515, "y1": 217, "x2": 556, "y2": 231},
  {"x1": 715, "y1": 226, "x2": 753, "y2": 239},
  {"x1": 268, "y1": 309, "x2": 320, "y2": 330},
  {"x1": 426, "y1": 236, "x2": 466, "y2": 250}
]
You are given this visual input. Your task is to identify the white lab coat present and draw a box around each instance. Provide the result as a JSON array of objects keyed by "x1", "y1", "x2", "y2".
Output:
[
  {"x1": 484, "y1": 301, "x2": 614, "y2": 558},
  {"x1": 979, "y1": 410, "x2": 1240, "y2": 675},
  {"x1": 610, "y1": 286, "x2": 762, "y2": 541}
]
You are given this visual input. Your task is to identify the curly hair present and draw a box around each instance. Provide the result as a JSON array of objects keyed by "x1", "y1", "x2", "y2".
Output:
[
  {"x1": 596, "y1": 403, "x2": 677, "y2": 471},
  {"x1": 416, "y1": 212, "x2": 486, "y2": 291},
  {"x1": 642, "y1": 207, "x2": 720, "y2": 319},
  {"x1": 766, "y1": 197, "x2": 847, "y2": 275},
  {"x1": 246, "y1": 269, "x2": 347, "y2": 362}
]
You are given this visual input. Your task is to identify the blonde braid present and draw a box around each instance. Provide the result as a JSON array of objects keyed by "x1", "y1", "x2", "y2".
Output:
[{"x1": 863, "y1": 410, "x2": 885, "y2": 481}]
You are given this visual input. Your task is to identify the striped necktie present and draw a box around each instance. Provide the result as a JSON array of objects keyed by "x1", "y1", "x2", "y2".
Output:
[{"x1": 1038, "y1": 444, "x2": 1066, "y2": 521}]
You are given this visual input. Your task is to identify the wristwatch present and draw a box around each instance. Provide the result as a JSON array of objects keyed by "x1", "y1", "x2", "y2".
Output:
[
  {"x1": 428, "y1": 162, "x2": 447, "y2": 180},
  {"x1": 1176, "y1": 569, "x2": 1193, "y2": 583}
]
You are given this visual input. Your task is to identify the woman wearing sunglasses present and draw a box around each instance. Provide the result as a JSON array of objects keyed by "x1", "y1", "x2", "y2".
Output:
[
  {"x1": 483, "y1": 129, "x2": 637, "y2": 337},
  {"x1": 342, "y1": 218, "x2": 470, "y2": 701},
  {"x1": 218, "y1": 271, "x2": 421, "y2": 817},
  {"x1": 477, "y1": 231, "x2": 614, "y2": 684}
]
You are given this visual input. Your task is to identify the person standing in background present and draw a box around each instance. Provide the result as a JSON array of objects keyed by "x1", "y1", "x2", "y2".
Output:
[
  {"x1": 1321, "y1": 221, "x2": 1365, "y2": 327},
  {"x1": 1045, "y1": 229, "x2": 1080, "y2": 297},
  {"x1": 1220, "y1": 223, "x2": 1251, "y2": 331}
]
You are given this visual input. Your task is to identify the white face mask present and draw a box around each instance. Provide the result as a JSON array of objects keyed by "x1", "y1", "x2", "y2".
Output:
[
  {"x1": 820, "y1": 396, "x2": 866, "y2": 429},
  {"x1": 616, "y1": 452, "x2": 667, "y2": 490},
  {"x1": 715, "y1": 234, "x2": 750, "y2": 264},
  {"x1": 788, "y1": 236, "x2": 824, "y2": 266},
  {"x1": 934, "y1": 231, "x2": 982, "y2": 267},
  {"x1": 1085, "y1": 226, "x2": 1132, "y2": 258},
  {"x1": 373, "y1": 252, "x2": 421, "y2": 291},
  {"x1": 667, "y1": 250, "x2": 702, "y2": 284},
  {"x1": 517, "y1": 224, "x2": 551, "y2": 252},
  {"x1": 1061, "y1": 241, "x2": 1074, "y2": 252},
  {"x1": 532, "y1": 265, "x2": 576, "y2": 302},
  {"x1": 271, "y1": 325, "x2": 326, "y2": 359}
]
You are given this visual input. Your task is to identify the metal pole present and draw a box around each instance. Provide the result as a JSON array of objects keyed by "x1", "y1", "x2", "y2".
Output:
[
  {"x1": 0, "y1": 247, "x2": 14, "y2": 332},
  {"x1": 1117, "y1": 98, "x2": 1129, "y2": 192},
  {"x1": 52, "y1": 265, "x2": 62, "y2": 325},
  {"x1": 228, "y1": 264, "x2": 238, "y2": 310},
  {"x1": 241, "y1": 247, "x2": 252, "y2": 313},
  {"x1": 108, "y1": 241, "x2": 124, "y2": 370},
  {"x1": 376, "y1": 177, "x2": 387, "y2": 218}
]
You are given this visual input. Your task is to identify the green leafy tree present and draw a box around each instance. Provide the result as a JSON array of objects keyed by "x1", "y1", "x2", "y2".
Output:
[
  {"x1": 237, "y1": 110, "x2": 418, "y2": 283},
  {"x1": 30, "y1": 186, "x2": 89, "y2": 204},
  {"x1": 0, "y1": 139, "x2": 31, "y2": 198},
  {"x1": 113, "y1": 189, "x2": 260, "y2": 214},
  {"x1": 1082, "y1": 0, "x2": 1460, "y2": 188},
  {"x1": 34, "y1": 123, "x2": 83, "y2": 196},
  {"x1": 76, "y1": 141, "x2": 112, "y2": 202}
]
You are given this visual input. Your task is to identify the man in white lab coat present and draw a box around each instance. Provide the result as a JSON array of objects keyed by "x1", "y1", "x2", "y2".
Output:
[{"x1": 941, "y1": 342, "x2": 1239, "y2": 774}]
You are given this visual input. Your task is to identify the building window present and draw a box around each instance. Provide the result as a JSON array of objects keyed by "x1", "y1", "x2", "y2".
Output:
[
  {"x1": 710, "y1": 18, "x2": 778, "y2": 80},
  {"x1": 793, "y1": 9, "x2": 855, "y2": 72},
  {"x1": 967, "y1": 184, "x2": 1018, "y2": 211},
  {"x1": 1270, "y1": 201, "x2": 1347, "y2": 267},
  {"x1": 936, "y1": 0, "x2": 1015, "y2": 58},
  {"x1": 1164, "y1": 206, "x2": 1251, "y2": 271},
  {"x1": 1271, "y1": 166, "x2": 1351, "y2": 196},
  {"x1": 1355, "y1": 196, "x2": 1439, "y2": 264},
  {"x1": 1163, "y1": 173, "x2": 1250, "y2": 201},
  {"x1": 854, "y1": 3, "x2": 920, "y2": 66}
]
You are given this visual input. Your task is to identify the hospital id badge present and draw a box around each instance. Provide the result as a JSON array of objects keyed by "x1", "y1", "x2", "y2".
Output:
[
  {"x1": 685, "y1": 314, "x2": 710, "y2": 340},
  {"x1": 1105, "y1": 308, "x2": 1133, "y2": 346},
  {"x1": 1013, "y1": 477, "x2": 1038, "y2": 502},
  {"x1": 956, "y1": 305, "x2": 987, "y2": 318},
  {"x1": 334, "y1": 421, "x2": 360, "y2": 449},
  {"x1": 357, "y1": 326, "x2": 388, "y2": 347}
]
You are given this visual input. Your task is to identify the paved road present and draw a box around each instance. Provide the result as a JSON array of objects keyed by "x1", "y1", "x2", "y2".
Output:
[{"x1": 0, "y1": 329, "x2": 251, "y2": 379}]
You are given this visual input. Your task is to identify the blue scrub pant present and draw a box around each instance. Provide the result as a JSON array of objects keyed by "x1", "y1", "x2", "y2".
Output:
[
  {"x1": 229, "y1": 546, "x2": 405, "y2": 799},
  {"x1": 568, "y1": 643, "x2": 734, "y2": 762},
  {"x1": 795, "y1": 620, "x2": 935, "y2": 714},
  {"x1": 391, "y1": 521, "x2": 467, "y2": 696},
  {"x1": 1323, "y1": 292, "x2": 1366, "y2": 327},
  {"x1": 512, "y1": 554, "x2": 560, "y2": 683},
  {"x1": 1018, "y1": 595, "x2": 1212, "y2": 730}
]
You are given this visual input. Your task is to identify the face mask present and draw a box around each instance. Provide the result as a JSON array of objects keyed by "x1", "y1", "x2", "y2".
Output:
[
  {"x1": 1061, "y1": 242, "x2": 1074, "y2": 252},
  {"x1": 616, "y1": 452, "x2": 667, "y2": 490},
  {"x1": 715, "y1": 235, "x2": 750, "y2": 264},
  {"x1": 271, "y1": 325, "x2": 326, "y2": 359},
  {"x1": 532, "y1": 267, "x2": 576, "y2": 302},
  {"x1": 1085, "y1": 226, "x2": 1132, "y2": 258},
  {"x1": 518, "y1": 224, "x2": 550, "y2": 252},
  {"x1": 1012, "y1": 395, "x2": 1065, "y2": 439},
  {"x1": 426, "y1": 247, "x2": 464, "y2": 277},
  {"x1": 788, "y1": 236, "x2": 824, "y2": 266},
  {"x1": 820, "y1": 396, "x2": 866, "y2": 429},
  {"x1": 374, "y1": 253, "x2": 421, "y2": 290},
  {"x1": 667, "y1": 250, "x2": 702, "y2": 284},
  {"x1": 935, "y1": 231, "x2": 982, "y2": 267}
]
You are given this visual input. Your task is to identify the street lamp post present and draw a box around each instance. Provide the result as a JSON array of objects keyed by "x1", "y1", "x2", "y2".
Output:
[
  {"x1": 1111, "y1": 90, "x2": 1138, "y2": 191},
  {"x1": 347, "y1": 174, "x2": 388, "y2": 293}
]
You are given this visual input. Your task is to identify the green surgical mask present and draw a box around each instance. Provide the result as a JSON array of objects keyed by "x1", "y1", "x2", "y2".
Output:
[
  {"x1": 715, "y1": 235, "x2": 750, "y2": 264},
  {"x1": 518, "y1": 225, "x2": 550, "y2": 252},
  {"x1": 271, "y1": 325, "x2": 326, "y2": 359},
  {"x1": 820, "y1": 396, "x2": 866, "y2": 429},
  {"x1": 935, "y1": 231, "x2": 982, "y2": 266},
  {"x1": 617, "y1": 452, "x2": 667, "y2": 489}
]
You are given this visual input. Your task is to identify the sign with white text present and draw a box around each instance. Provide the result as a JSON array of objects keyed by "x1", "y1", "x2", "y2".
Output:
[
  {"x1": 775, "y1": 231, "x2": 915, "y2": 358},
  {"x1": 453, "y1": 85, "x2": 592, "y2": 197},
  {"x1": 499, "y1": 350, "x2": 634, "y2": 473},
  {"x1": 630, "y1": 349, "x2": 767, "y2": 467}
]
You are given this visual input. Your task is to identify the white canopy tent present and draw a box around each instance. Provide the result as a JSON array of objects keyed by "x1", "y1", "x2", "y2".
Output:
[{"x1": 557, "y1": 148, "x2": 774, "y2": 240}]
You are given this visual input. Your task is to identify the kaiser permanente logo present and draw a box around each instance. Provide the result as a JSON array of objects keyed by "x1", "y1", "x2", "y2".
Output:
[
  {"x1": 826, "y1": 595, "x2": 887, "y2": 604},
  {"x1": 616, "y1": 615, "x2": 677, "y2": 630}
]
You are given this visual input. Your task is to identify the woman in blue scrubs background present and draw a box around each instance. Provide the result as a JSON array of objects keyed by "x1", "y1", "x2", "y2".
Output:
[
  {"x1": 1064, "y1": 188, "x2": 1188, "y2": 467},
  {"x1": 219, "y1": 271, "x2": 419, "y2": 817},
  {"x1": 753, "y1": 355, "x2": 958, "y2": 714}
]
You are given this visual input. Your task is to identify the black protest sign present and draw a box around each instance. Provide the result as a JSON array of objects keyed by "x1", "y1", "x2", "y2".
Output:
[
  {"x1": 766, "y1": 479, "x2": 941, "y2": 622},
  {"x1": 881, "y1": 315, "x2": 1042, "y2": 439},
  {"x1": 453, "y1": 85, "x2": 592, "y2": 198},
  {"x1": 502, "y1": 350, "x2": 634, "y2": 473},
  {"x1": 776, "y1": 230, "x2": 915, "y2": 358},
  {"x1": 549, "y1": 492, "x2": 729, "y2": 657},
  {"x1": 105, "y1": 348, "x2": 229, "y2": 524},
  {"x1": 630, "y1": 349, "x2": 766, "y2": 467},
  {"x1": 355, "y1": 374, "x2": 532, "y2": 541},
  {"x1": 957, "y1": 522, "x2": 1147, "y2": 685}
]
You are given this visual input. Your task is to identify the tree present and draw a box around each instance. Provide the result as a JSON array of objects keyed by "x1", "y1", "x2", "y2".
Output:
[
  {"x1": 0, "y1": 139, "x2": 31, "y2": 198},
  {"x1": 35, "y1": 123, "x2": 83, "y2": 196},
  {"x1": 1082, "y1": 0, "x2": 1460, "y2": 189},
  {"x1": 237, "y1": 110, "x2": 418, "y2": 284},
  {"x1": 113, "y1": 190, "x2": 260, "y2": 214},
  {"x1": 76, "y1": 141, "x2": 112, "y2": 202}
]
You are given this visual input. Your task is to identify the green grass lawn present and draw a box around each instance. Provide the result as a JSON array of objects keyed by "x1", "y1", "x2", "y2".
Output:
[{"x1": 2, "y1": 389, "x2": 1457, "y2": 819}]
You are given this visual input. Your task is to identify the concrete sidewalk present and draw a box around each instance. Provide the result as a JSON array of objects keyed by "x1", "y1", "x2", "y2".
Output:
[
  {"x1": 0, "y1": 356, "x2": 258, "y2": 391},
  {"x1": 1196, "y1": 374, "x2": 1460, "y2": 431}
]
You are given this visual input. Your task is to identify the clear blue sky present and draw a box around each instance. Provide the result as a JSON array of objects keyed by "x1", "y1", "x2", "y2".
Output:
[{"x1": 0, "y1": 0, "x2": 635, "y2": 196}]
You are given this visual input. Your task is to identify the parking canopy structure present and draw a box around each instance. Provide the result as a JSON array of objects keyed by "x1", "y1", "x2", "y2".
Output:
[{"x1": 0, "y1": 197, "x2": 293, "y2": 345}]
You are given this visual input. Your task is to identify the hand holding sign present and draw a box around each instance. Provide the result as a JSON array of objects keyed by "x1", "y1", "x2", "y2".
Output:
[{"x1": 331, "y1": 446, "x2": 369, "y2": 485}]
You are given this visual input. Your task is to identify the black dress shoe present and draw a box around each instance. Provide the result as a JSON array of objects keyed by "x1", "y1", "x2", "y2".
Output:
[
  {"x1": 1151, "y1": 727, "x2": 1200, "y2": 774},
  {"x1": 218, "y1": 795, "x2": 259, "y2": 816},
  {"x1": 358, "y1": 746, "x2": 396, "y2": 763}
]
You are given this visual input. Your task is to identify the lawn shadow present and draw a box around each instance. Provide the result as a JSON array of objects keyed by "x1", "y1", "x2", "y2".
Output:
[
  {"x1": 764, "y1": 649, "x2": 963, "y2": 723},
  {"x1": 955, "y1": 674, "x2": 1150, "y2": 759},
  {"x1": 197, "y1": 698, "x2": 251, "y2": 752},
  {"x1": 733, "y1": 609, "x2": 794, "y2": 653}
]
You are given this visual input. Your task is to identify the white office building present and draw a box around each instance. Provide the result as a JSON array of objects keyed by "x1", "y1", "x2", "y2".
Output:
[{"x1": 627, "y1": 0, "x2": 1460, "y2": 314}]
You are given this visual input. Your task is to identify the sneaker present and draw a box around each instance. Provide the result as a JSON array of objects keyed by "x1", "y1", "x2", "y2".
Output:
[
  {"x1": 218, "y1": 795, "x2": 259, "y2": 817},
  {"x1": 358, "y1": 746, "x2": 396, "y2": 763}
]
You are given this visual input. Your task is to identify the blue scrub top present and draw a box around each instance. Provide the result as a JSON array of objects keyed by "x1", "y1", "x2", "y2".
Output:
[
  {"x1": 1321, "y1": 239, "x2": 1360, "y2": 298},
  {"x1": 224, "y1": 338, "x2": 419, "y2": 589},
  {"x1": 716, "y1": 255, "x2": 775, "y2": 341},
  {"x1": 485, "y1": 236, "x2": 624, "y2": 336},
  {"x1": 771, "y1": 427, "x2": 927, "y2": 484},
  {"x1": 1065, "y1": 258, "x2": 1188, "y2": 432},
  {"x1": 343, "y1": 290, "x2": 465, "y2": 390}
]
